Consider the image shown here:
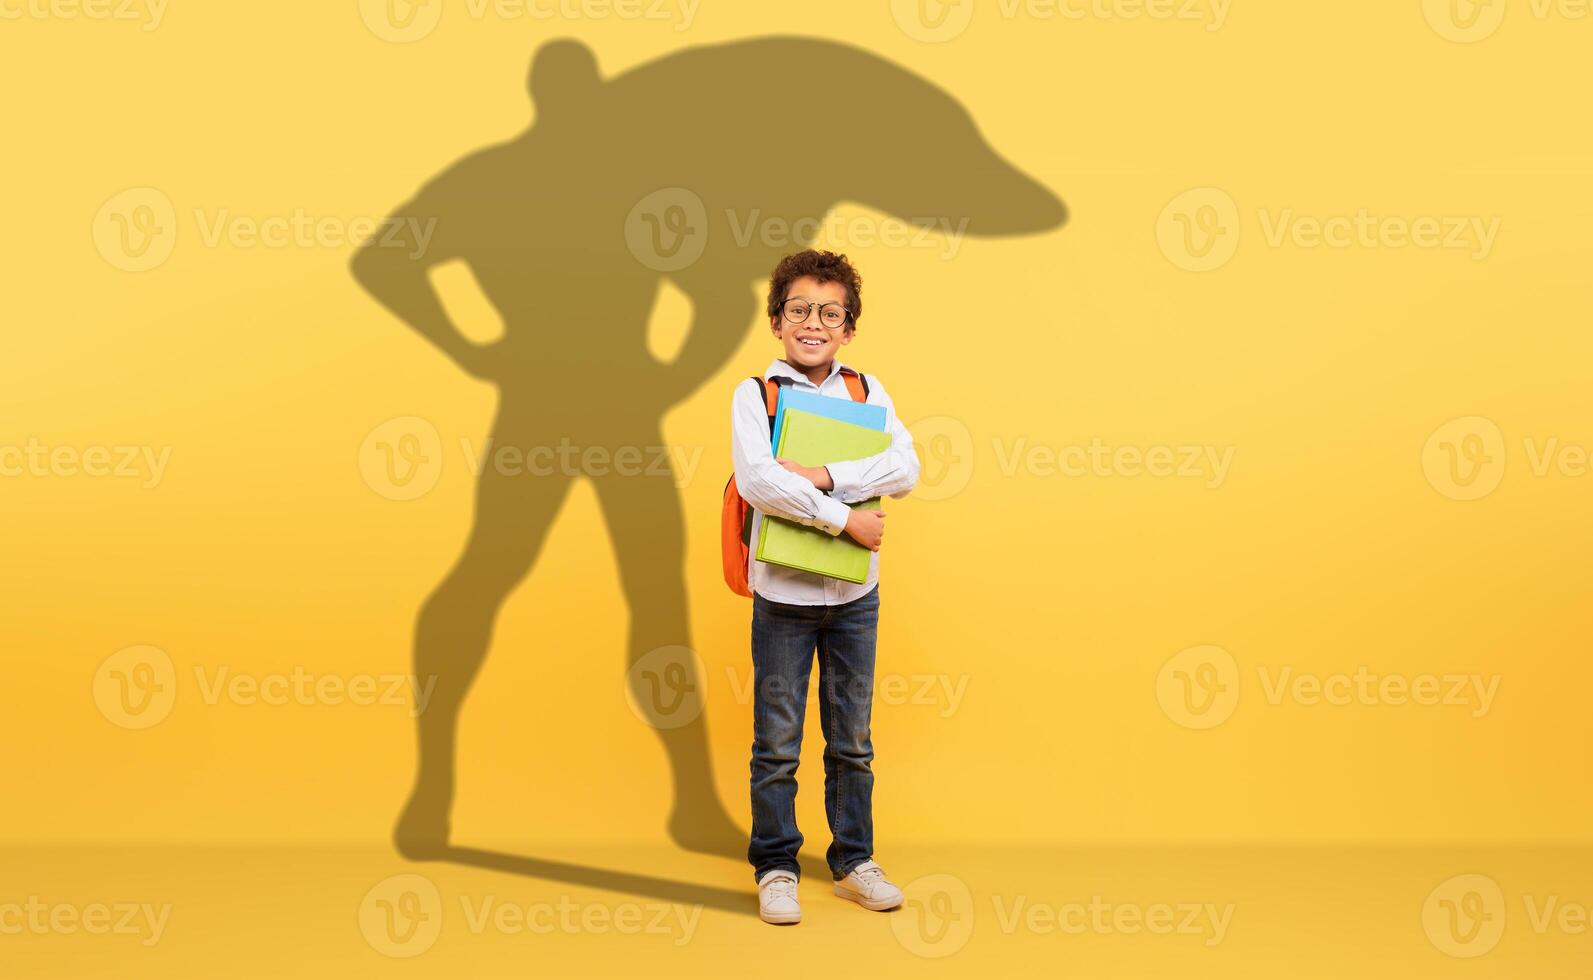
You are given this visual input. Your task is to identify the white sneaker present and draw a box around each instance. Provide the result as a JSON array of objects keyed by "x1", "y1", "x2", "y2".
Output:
[
  {"x1": 833, "y1": 860, "x2": 903, "y2": 911},
  {"x1": 757, "y1": 869, "x2": 801, "y2": 924}
]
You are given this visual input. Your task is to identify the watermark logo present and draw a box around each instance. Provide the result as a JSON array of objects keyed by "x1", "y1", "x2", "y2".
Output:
[
  {"x1": 93, "y1": 187, "x2": 177, "y2": 272},
  {"x1": 625, "y1": 188, "x2": 707, "y2": 272},
  {"x1": 359, "y1": 874, "x2": 443, "y2": 958},
  {"x1": 1458, "y1": 0, "x2": 1593, "y2": 37},
  {"x1": 625, "y1": 645, "x2": 707, "y2": 729},
  {"x1": 1156, "y1": 645, "x2": 1240, "y2": 729},
  {"x1": 1258, "y1": 209, "x2": 1499, "y2": 259},
  {"x1": 891, "y1": 0, "x2": 1229, "y2": 39},
  {"x1": 1258, "y1": 667, "x2": 1500, "y2": 717},
  {"x1": 1157, "y1": 187, "x2": 1240, "y2": 272},
  {"x1": 994, "y1": 437, "x2": 1234, "y2": 488},
  {"x1": 459, "y1": 436, "x2": 701, "y2": 484},
  {"x1": 1000, "y1": 0, "x2": 1229, "y2": 29},
  {"x1": 93, "y1": 645, "x2": 177, "y2": 730},
  {"x1": 723, "y1": 667, "x2": 970, "y2": 718},
  {"x1": 97, "y1": 188, "x2": 434, "y2": 269},
  {"x1": 96, "y1": 654, "x2": 436, "y2": 729},
  {"x1": 1423, "y1": 874, "x2": 1505, "y2": 958},
  {"x1": 725, "y1": 210, "x2": 970, "y2": 260},
  {"x1": 907, "y1": 416, "x2": 975, "y2": 501},
  {"x1": 898, "y1": 422, "x2": 1233, "y2": 500},
  {"x1": 1423, "y1": 0, "x2": 1507, "y2": 42},
  {"x1": 990, "y1": 894, "x2": 1234, "y2": 946},
  {"x1": 625, "y1": 189, "x2": 972, "y2": 268},
  {"x1": 192, "y1": 209, "x2": 434, "y2": 255},
  {"x1": 459, "y1": 894, "x2": 701, "y2": 944},
  {"x1": 0, "y1": 440, "x2": 171, "y2": 488},
  {"x1": 892, "y1": 873, "x2": 975, "y2": 958},
  {"x1": 359, "y1": 0, "x2": 444, "y2": 42},
  {"x1": 890, "y1": 0, "x2": 975, "y2": 41},
  {"x1": 1421, "y1": 418, "x2": 1593, "y2": 499},
  {"x1": 0, "y1": 898, "x2": 172, "y2": 945},
  {"x1": 360, "y1": 416, "x2": 444, "y2": 501},
  {"x1": 1160, "y1": 188, "x2": 1500, "y2": 270},
  {"x1": 362, "y1": 0, "x2": 698, "y2": 39},
  {"x1": 1423, "y1": 416, "x2": 1506, "y2": 501},
  {"x1": 1522, "y1": 892, "x2": 1593, "y2": 938},
  {"x1": 0, "y1": 0, "x2": 168, "y2": 29},
  {"x1": 191, "y1": 667, "x2": 436, "y2": 716},
  {"x1": 360, "y1": 420, "x2": 707, "y2": 499},
  {"x1": 1161, "y1": 652, "x2": 1502, "y2": 728}
]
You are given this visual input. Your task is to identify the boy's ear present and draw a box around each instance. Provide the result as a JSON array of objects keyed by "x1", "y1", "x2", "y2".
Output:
[{"x1": 838, "y1": 327, "x2": 854, "y2": 346}]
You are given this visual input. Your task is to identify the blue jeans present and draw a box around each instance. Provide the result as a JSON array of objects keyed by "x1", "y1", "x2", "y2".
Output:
[{"x1": 748, "y1": 584, "x2": 879, "y2": 882}]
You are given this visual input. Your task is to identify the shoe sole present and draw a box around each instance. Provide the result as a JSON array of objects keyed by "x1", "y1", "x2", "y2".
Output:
[
  {"x1": 759, "y1": 909, "x2": 801, "y2": 925},
  {"x1": 833, "y1": 884, "x2": 902, "y2": 911}
]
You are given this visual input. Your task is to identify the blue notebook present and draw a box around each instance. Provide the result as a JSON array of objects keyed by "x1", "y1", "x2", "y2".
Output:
[{"x1": 772, "y1": 387, "x2": 887, "y2": 448}]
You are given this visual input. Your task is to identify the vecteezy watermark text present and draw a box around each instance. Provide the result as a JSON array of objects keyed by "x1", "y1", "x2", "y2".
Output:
[
  {"x1": 0, "y1": 440, "x2": 170, "y2": 488},
  {"x1": 994, "y1": 437, "x2": 1235, "y2": 488},
  {"x1": 0, "y1": 898, "x2": 171, "y2": 946},
  {"x1": 0, "y1": 0, "x2": 167, "y2": 29}
]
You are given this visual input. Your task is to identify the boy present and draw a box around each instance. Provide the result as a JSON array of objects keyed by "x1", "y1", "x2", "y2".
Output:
[{"x1": 729, "y1": 249, "x2": 921, "y2": 924}]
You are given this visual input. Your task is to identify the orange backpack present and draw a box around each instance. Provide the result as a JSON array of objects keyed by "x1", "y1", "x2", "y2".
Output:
[{"x1": 721, "y1": 367, "x2": 871, "y2": 597}]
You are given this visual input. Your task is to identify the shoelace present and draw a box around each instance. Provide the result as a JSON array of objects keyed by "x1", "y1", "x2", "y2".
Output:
[
  {"x1": 764, "y1": 875, "x2": 797, "y2": 899},
  {"x1": 854, "y1": 865, "x2": 885, "y2": 883}
]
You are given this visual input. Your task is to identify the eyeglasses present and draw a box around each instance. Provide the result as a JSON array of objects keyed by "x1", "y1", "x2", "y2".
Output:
[{"x1": 780, "y1": 299, "x2": 852, "y2": 331}]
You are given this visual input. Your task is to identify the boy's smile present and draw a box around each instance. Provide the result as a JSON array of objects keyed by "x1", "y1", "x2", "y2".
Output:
[{"x1": 773, "y1": 275, "x2": 853, "y2": 384}]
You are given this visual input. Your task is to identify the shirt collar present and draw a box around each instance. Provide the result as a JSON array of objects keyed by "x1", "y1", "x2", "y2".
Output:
[{"x1": 764, "y1": 357, "x2": 846, "y2": 389}]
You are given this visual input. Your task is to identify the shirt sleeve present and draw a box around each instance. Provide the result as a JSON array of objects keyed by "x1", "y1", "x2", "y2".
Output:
[
  {"x1": 823, "y1": 376, "x2": 921, "y2": 504},
  {"x1": 731, "y1": 380, "x2": 853, "y2": 537}
]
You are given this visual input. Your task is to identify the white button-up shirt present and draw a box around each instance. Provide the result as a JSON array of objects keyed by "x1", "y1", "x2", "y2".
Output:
[{"x1": 730, "y1": 357, "x2": 921, "y2": 606}]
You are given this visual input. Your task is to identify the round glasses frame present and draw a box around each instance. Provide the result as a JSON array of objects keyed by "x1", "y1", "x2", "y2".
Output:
[{"x1": 780, "y1": 299, "x2": 853, "y2": 331}]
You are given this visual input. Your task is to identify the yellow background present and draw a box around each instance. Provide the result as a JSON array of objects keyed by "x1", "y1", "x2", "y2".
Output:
[{"x1": 3, "y1": 0, "x2": 1590, "y2": 975}]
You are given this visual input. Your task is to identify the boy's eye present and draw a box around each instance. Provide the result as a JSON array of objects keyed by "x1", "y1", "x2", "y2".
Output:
[{"x1": 820, "y1": 308, "x2": 846, "y2": 326}]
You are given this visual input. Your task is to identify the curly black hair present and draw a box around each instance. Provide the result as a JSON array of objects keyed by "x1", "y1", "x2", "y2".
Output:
[{"x1": 764, "y1": 249, "x2": 863, "y2": 331}]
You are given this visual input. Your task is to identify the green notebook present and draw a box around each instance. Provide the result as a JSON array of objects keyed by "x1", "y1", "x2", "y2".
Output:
[{"x1": 755, "y1": 407, "x2": 891, "y2": 583}]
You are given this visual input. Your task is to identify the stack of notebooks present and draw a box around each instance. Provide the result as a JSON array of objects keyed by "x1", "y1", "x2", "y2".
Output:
[{"x1": 755, "y1": 388, "x2": 889, "y2": 584}]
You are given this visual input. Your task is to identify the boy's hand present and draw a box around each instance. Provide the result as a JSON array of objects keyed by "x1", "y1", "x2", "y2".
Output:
[
  {"x1": 844, "y1": 509, "x2": 887, "y2": 551},
  {"x1": 776, "y1": 457, "x2": 834, "y2": 491}
]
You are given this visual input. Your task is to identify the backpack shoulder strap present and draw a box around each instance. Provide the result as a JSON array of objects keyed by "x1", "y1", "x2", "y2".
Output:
[
  {"x1": 753, "y1": 375, "x2": 790, "y2": 437},
  {"x1": 762, "y1": 377, "x2": 784, "y2": 415},
  {"x1": 839, "y1": 366, "x2": 870, "y2": 403}
]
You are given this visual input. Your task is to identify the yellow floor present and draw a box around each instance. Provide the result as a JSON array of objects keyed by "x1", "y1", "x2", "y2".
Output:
[{"x1": 5, "y1": 844, "x2": 1588, "y2": 977}]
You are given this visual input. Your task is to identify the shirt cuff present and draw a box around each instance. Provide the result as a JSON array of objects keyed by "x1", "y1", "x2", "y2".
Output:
[
  {"x1": 814, "y1": 494, "x2": 852, "y2": 537},
  {"x1": 824, "y1": 459, "x2": 865, "y2": 502}
]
